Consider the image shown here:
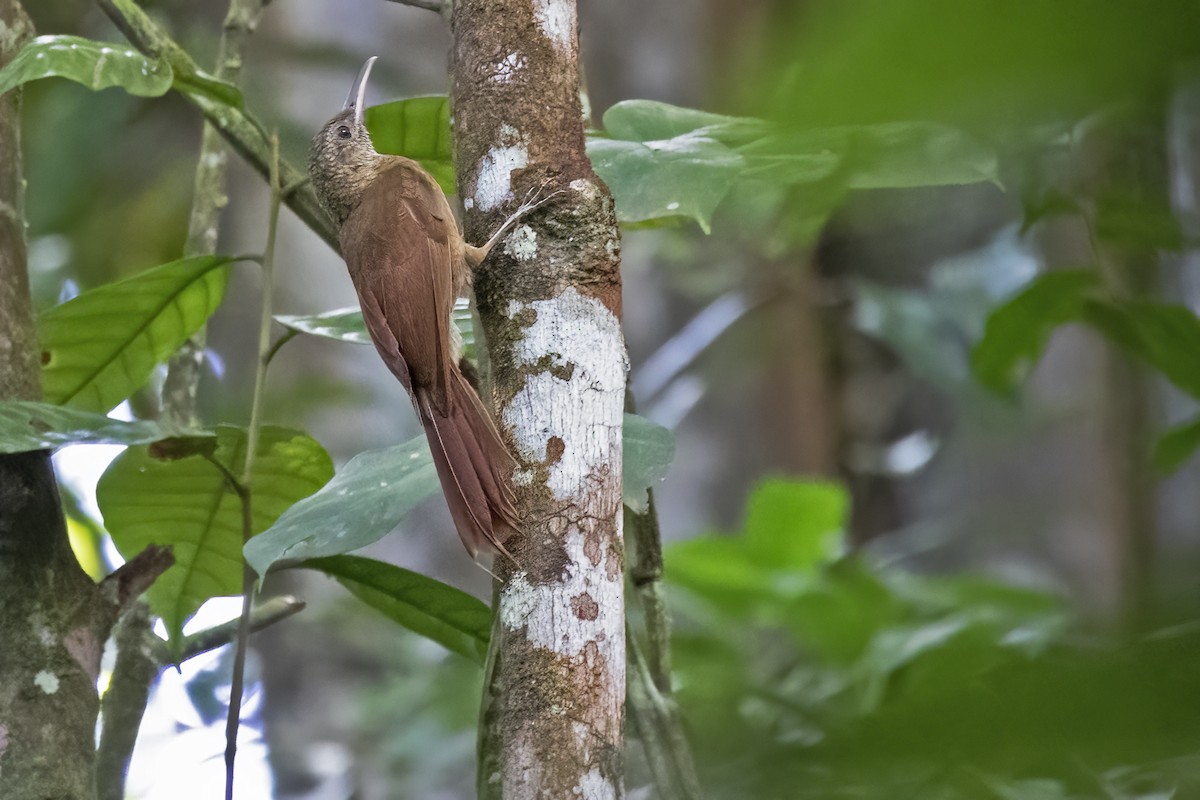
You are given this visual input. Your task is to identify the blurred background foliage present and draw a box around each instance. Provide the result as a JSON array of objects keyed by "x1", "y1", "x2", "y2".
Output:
[{"x1": 13, "y1": 0, "x2": 1200, "y2": 798}]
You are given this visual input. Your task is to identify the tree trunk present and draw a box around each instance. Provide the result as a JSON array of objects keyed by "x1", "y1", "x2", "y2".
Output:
[
  {"x1": 450, "y1": 2, "x2": 627, "y2": 797},
  {"x1": 0, "y1": 5, "x2": 116, "y2": 798}
]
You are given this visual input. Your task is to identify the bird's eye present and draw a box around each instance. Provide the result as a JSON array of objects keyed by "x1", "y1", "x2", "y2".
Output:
[{"x1": 337, "y1": 125, "x2": 352, "y2": 139}]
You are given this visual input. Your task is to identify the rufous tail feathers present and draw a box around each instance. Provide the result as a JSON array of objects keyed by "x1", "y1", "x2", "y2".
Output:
[{"x1": 415, "y1": 372, "x2": 520, "y2": 559}]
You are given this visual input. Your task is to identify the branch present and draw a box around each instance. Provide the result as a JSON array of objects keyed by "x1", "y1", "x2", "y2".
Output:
[
  {"x1": 97, "y1": 0, "x2": 339, "y2": 252},
  {"x1": 163, "y1": 0, "x2": 270, "y2": 427}
]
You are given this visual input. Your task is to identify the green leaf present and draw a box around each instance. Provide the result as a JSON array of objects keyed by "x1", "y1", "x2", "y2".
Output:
[
  {"x1": 1082, "y1": 299, "x2": 1200, "y2": 399},
  {"x1": 98, "y1": 425, "x2": 333, "y2": 650},
  {"x1": 276, "y1": 300, "x2": 476, "y2": 357},
  {"x1": 587, "y1": 135, "x2": 742, "y2": 233},
  {"x1": 601, "y1": 99, "x2": 768, "y2": 145},
  {"x1": 38, "y1": 255, "x2": 233, "y2": 413},
  {"x1": 366, "y1": 97, "x2": 456, "y2": 194},
  {"x1": 297, "y1": 555, "x2": 491, "y2": 664},
  {"x1": 668, "y1": 480, "x2": 848, "y2": 611},
  {"x1": 244, "y1": 436, "x2": 439, "y2": 577},
  {"x1": 0, "y1": 35, "x2": 173, "y2": 97},
  {"x1": 743, "y1": 479, "x2": 846, "y2": 571},
  {"x1": 971, "y1": 270, "x2": 1099, "y2": 393},
  {"x1": 623, "y1": 413, "x2": 675, "y2": 512},
  {"x1": 0, "y1": 401, "x2": 212, "y2": 454},
  {"x1": 275, "y1": 307, "x2": 372, "y2": 345},
  {"x1": 1153, "y1": 415, "x2": 1200, "y2": 474},
  {"x1": 247, "y1": 412, "x2": 678, "y2": 575}
]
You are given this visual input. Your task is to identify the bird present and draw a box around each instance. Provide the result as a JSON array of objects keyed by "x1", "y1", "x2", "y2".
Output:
[{"x1": 308, "y1": 56, "x2": 551, "y2": 558}]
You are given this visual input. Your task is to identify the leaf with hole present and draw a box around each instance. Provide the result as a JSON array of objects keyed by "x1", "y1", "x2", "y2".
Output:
[
  {"x1": 0, "y1": 400, "x2": 212, "y2": 454},
  {"x1": 38, "y1": 255, "x2": 232, "y2": 413},
  {"x1": 298, "y1": 555, "x2": 491, "y2": 663},
  {"x1": 0, "y1": 35, "x2": 173, "y2": 97},
  {"x1": 98, "y1": 425, "x2": 333, "y2": 652}
]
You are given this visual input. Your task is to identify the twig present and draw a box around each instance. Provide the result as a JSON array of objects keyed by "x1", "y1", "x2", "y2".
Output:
[
  {"x1": 99, "y1": 544, "x2": 175, "y2": 611},
  {"x1": 627, "y1": 632, "x2": 704, "y2": 800},
  {"x1": 224, "y1": 130, "x2": 283, "y2": 800},
  {"x1": 163, "y1": 0, "x2": 270, "y2": 427},
  {"x1": 97, "y1": 0, "x2": 339, "y2": 251},
  {"x1": 624, "y1": 392, "x2": 703, "y2": 797},
  {"x1": 174, "y1": 595, "x2": 305, "y2": 663},
  {"x1": 96, "y1": 603, "x2": 157, "y2": 800}
]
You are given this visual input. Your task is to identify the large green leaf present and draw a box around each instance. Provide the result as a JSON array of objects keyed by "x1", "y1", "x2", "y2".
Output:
[
  {"x1": 623, "y1": 413, "x2": 675, "y2": 512},
  {"x1": 247, "y1": 414, "x2": 678, "y2": 576},
  {"x1": 366, "y1": 97, "x2": 455, "y2": 194},
  {"x1": 971, "y1": 270, "x2": 1098, "y2": 393},
  {"x1": 297, "y1": 555, "x2": 491, "y2": 664},
  {"x1": 0, "y1": 401, "x2": 211, "y2": 453},
  {"x1": 244, "y1": 436, "x2": 439, "y2": 577},
  {"x1": 98, "y1": 425, "x2": 333, "y2": 650},
  {"x1": 38, "y1": 255, "x2": 232, "y2": 413},
  {"x1": 0, "y1": 35, "x2": 173, "y2": 97}
]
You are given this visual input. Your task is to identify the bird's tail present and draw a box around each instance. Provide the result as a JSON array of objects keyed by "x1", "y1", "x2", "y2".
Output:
[{"x1": 415, "y1": 372, "x2": 520, "y2": 559}]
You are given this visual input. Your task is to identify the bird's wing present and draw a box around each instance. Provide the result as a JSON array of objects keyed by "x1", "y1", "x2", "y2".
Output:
[{"x1": 340, "y1": 160, "x2": 457, "y2": 410}]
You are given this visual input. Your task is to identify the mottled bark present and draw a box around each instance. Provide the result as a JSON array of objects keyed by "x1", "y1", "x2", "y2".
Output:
[
  {"x1": 0, "y1": 6, "x2": 108, "y2": 798},
  {"x1": 450, "y1": 1, "x2": 626, "y2": 797}
]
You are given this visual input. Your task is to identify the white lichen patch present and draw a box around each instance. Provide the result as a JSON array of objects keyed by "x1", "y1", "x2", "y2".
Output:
[
  {"x1": 494, "y1": 52, "x2": 526, "y2": 83},
  {"x1": 33, "y1": 670, "x2": 59, "y2": 694},
  {"x1": 575, "y1": 767, "x2": 617, "y2": 800},
  {"x1": 499, "y1": 529, "x2": 624, "y2": 669},
  {"x1": 532, "y1": 0, "x2": 576, "y2": 54},
  {"x1": 504, "y1": 224, "x2": 538, "y2": 261},
  {"x1": 503, "y1": 287, "x2": 625, "y2": 502},
  {"x1": 475, "y1": 142, "x2": 529, "y2": 212}
]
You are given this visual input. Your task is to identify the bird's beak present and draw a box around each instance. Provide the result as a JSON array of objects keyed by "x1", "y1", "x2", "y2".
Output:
[{"x1": 344, "y1": 56, "x2": 378, "y2": 127}]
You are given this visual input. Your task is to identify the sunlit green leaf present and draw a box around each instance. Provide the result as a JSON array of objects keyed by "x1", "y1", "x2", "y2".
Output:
[
  {"x1": 0, "y1": 400, "x2": 211, "y2": 454},
  {"x1": 0, "y1": 35, "x2": 173, "y2": 97},
  {"x1": 298, "y1": 555, "x2": 491, "y2": 663},
  {"x1": 98, "y1": 425, "x2": 333, "y2": 651},
  {"x1": 622, "y1": 413, "x2": 675, "y2": 512},
  {"x1": 972, "y1": 270, "x2": 1098, "y2": 393},
  {"x1": 38, "y1": 255, "x2": 232, "y2": 413},
  {"x1": 366, "y1": 97, "x2": 455, "y2": 194},
  {"x1": 244, "y1": 436, "x2": 439, "y2": 577}
]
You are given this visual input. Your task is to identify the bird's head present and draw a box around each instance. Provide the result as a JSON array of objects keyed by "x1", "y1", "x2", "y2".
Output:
[{"x1": 309, "y1": 56, "x2": 384, "y2": 226}]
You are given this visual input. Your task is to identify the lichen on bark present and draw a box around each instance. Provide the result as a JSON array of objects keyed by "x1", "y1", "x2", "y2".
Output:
[{"x1": 451, "y1": 1, "x2": 627, "y2": 797}]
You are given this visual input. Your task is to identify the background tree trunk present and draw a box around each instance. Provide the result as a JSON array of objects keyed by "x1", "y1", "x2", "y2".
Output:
[{"x1": 450, "y1": 1, "x2": 627, "y2": 797}]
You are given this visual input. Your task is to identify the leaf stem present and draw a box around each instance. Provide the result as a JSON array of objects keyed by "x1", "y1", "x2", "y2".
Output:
[{"x1": 224, "y1": 132, "x2": 281, "y2": 800}]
